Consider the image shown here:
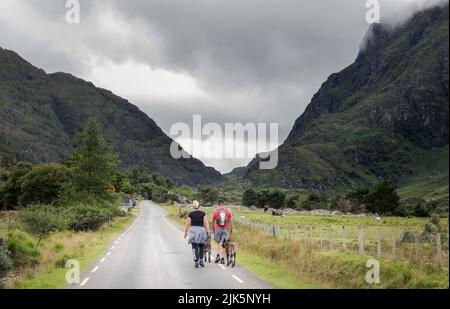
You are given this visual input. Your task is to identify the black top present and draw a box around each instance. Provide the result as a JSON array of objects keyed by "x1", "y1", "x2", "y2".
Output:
[{"x1": 189, "y1": 210, "x2": 206, "y2": 227}]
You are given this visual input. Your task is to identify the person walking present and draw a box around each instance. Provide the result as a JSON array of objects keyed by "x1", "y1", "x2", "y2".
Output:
[
  {"x1": 184, "y1": 200, "x2": 211, "y2": 268},
  {"x1": 211, "y1": 200, "x2": 233, "y2": 264}
]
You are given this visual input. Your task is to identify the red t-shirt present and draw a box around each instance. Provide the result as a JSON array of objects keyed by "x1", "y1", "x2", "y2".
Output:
[{"x1": 212, "y1": 207, "x2": 232, "y2": 230}]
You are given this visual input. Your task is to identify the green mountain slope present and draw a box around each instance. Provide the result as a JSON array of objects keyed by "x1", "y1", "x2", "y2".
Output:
[
  {"x1": 0, "y1": 48, "x2": 224, "y2": 186},
  {"x1": 242, "y1": 5, "x2": 449, "y2": 203}
]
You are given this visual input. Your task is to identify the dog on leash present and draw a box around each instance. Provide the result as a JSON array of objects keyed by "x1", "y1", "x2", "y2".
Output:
[
  {"x1": 222, "y1": 239, "x2": 237, "y2": 267},
  {"x1": 204, "y1": 233, "x2": 212, "y2": 263}
]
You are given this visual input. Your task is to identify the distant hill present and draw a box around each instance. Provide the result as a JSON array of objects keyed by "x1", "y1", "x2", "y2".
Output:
[
  {"x1": 238, "y1": 5, "x2": 449, "y2": 203},
  {"x1": 0, "y1": 48, "x2": 224, "y2": 186}
]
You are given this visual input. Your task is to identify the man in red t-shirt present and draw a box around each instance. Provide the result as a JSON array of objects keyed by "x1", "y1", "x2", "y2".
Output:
[{"x1": 211, "y1": 200, "x2": 233, "y2": 264}]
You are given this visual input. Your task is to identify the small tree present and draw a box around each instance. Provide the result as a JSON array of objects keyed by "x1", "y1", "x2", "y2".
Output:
[
  {"x1": 242, "y1": 189, "x2": 257, "y2": 207},
  {"x1": 197, "y1": 186, "x2": 219, "y2": 205},
  {"x1": 68, "y1": 118, "x2": 118, "y2": 198},
  {"x1": 267, "y1": 189, "x2": 286, "y2": 209},
  {"x1": 19, "y1": 163, "x2": 69, "y2": 206},
  {"x1": 20, "y1": 205, "x2": 66, "y2": 247},
  {"x1": 366, "y1": 181, "x2": 400, "y2": 215},
  {"x1": 0, "y1": 162, "x2": 33, "y2": 208}
]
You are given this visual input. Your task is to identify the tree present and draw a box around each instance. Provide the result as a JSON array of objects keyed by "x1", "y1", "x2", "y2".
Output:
[
  {"x1": 197, "y1": 186, "x2": 219, "y2": 205},
  {"x1": 242, "y1": 189, "x2": 257, "y2": 207},
  {"x1": 20, "y1": 204, "x2": 66, "y2": 247},
  {"x1": 0, "y1": 162, "x2": 33, "y2": 209},
  {"x1": 266, "y1": 189, "x2": 286, "y2": 209},
  {"x1": 68, "y1": 118, "x2": 118, "y2": 198},
  {"x1": 286, "y1": 195, "x2": 300, "y2": 209},
  {"x1": 19, "y1": 163, "x2": 69, "y2": 205},
  {"x1": 366, "y1": 181, "x2": 400, "y2": 215}
]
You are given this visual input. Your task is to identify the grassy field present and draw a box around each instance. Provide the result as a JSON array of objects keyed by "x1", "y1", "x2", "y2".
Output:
[
  {"x1": 2, "y1": 207, "x2": 138, "y2": 288},
  {"x1": 162, "y1": 203, "x2": 449, "y2": 288}
]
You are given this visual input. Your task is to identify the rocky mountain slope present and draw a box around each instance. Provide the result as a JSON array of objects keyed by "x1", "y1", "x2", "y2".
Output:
[
  {"x1": 241, "y1": 5, "x2": 449, "y2": 202},
  {"x1": 0, "y1": 48, "x2": 224, "y2": 186}
]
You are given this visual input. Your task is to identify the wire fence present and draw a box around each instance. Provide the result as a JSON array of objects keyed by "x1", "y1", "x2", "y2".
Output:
[{"x1": 234, "y1": 216, "x2": 449, "y2": 267}]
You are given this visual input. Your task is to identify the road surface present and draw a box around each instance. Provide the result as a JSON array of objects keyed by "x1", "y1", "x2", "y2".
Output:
[{"x1": 74, "y1": 201, "x2": 272, "y2": 289}]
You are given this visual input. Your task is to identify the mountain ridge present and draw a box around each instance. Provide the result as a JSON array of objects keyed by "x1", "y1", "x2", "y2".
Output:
[
  {"x1": 237, "y1": 4, "x2": 449, "y2": 202},
  {"x1": 0, "y1": 47, "x2": 225, "y2": 186}
]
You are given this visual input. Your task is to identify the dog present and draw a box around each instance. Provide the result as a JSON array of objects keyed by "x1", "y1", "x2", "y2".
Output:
[
  {"x1": 222, "y1": 239, "x2": 237, "y2": 267},
  {"x1": 204, "y1": 233, "x2": 212, "y2": 263}
]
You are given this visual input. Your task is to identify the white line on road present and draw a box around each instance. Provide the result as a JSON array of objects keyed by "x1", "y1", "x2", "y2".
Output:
[
  {"x1": 92, "y1": 266, "x2": 99, "y2": 273},
  {"x1": 232, "y1": 275, "x2": 244, "y2": 283},
  {"x1": 111, "y1": 245, "x2": 115, "y2": 250},
  {"x1": 80, "y1": 277, "x2": 90, "y2": 286},
  {"x1": 100, "y1": 258, "x2": 106, "y2": 263},
  {"x1": 106, "y1": 252, "x2": 111, "y2": 256},
  {"x1": 218, "y1": 264, "x2": 227, "y2": 270},
  {"x1": 115, "y1": 241, "x2": 119, "y2": 244}
]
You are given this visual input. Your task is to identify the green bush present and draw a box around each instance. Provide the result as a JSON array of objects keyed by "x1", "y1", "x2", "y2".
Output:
[
  {"x1": 64, "y1": 203, "x2": 116, "y2": 232},
  {"x1": 20, "y1": 204, "x2": 66, "y2": 247},
  {"x1": 242, "y1": 189, "x2": 257, "y2": 207},
  {"x1": 0, "y1": 238, "x2": 13, "y2": 286},
  {"x1": 6, "y1": 230, "x2": 40, "y2": 267},
  {"x1": 18, "y1": 163, "x2": 69, "y2": 206}
]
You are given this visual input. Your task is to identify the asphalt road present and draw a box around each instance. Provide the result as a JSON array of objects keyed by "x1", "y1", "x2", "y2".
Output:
[{"x1": 74, "y1": 201, "x2": 272, "y2": 289}]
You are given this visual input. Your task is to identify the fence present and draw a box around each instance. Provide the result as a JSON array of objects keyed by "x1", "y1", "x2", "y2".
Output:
[{"x1": 234, "y1": 216, "x2": 449, "y2": 267}]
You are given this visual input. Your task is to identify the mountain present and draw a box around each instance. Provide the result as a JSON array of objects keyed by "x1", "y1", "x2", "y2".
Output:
[
  {"x1": 0, "y1": 48, "x2": 224, "y2": 186},
  {"x1": 239, "y1": 5, "x2": 449, "y2": 202}
]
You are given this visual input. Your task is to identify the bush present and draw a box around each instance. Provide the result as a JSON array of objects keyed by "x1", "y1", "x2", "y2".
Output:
[
  {"x1": 0, "y1": 238, "x2": 13, "y2": 285},
  {"x1": 242, "y1": 189, "x2": 257, "y2": 207},
  {"x1": 19, "y1": 163, "x2": 69, "y2": 206},
  {"x1": 64, "y1": 203, "x2": 116, "y2": 232},
  {"x1": 365, "y1": 181, "x2": 400, "y2": 215},
  {"x1": 20, "y1": 204, "x2": 66, "y2": 247},
  {"x1": 6, "y1": 230, "x2": 40, "y2": 267}
]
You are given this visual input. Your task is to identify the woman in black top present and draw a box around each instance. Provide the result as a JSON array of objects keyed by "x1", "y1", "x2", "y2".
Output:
[{"x1": 184, "y1": 200, "x2": 211, "y2": 268}]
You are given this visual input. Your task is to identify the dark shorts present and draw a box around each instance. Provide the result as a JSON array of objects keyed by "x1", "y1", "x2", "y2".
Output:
[{"x1": 214, "y1": 229, "x2": 229, "y2": 244}]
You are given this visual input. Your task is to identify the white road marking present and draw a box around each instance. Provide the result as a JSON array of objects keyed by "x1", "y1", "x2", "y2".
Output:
[
  {"x1": 218, "y1": 264, "x2": 227, "y2": 270},
  {"x1": 232, "y1": 275, "x2": 244, "y2": 283},
  {"x1": 106, "y1": 252, "x2": 111, "y2": 256},
  {"x1": 100, "y1": 257, "x2": 106, "y2": 263},
  {"x1": 111, "y1": 245, "x2": 115, "y2": 250},
  {"x1": 115, "y1": 241, "x2": 119, "y2": 244},
  {"x1": 92, "y1": 266, "x2": 99, "y2": 273},
  {"x1": 80, "y1": 277, "x2": 90, "y2": 286}
]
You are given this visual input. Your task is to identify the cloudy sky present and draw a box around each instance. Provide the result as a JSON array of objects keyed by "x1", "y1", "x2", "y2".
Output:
[{"x1": 0, "y1": 0, "x2": 446, "y2": 173}]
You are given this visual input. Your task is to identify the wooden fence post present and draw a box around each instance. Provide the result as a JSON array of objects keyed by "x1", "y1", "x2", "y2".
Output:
[
  {"x1": 303, "y1": 225, "x2": 307, "y2": 243},
  {"x1": 329, "y1": 227, "x2": 333, "y2": 250},
  {"x1": 392, "y1": 235, "x2": 397, "y2": 259},
  {"x1": 414, "y1": 233, "x2": 419, "y2": 262},
  {"x1": 436, "y1": 232, "x2": 442, "y2": 267},
  {"x1": 272, "y1": 225, "x2": 277, "y2": 238},
  {"x1": 309, "y1": 225, "x2": 314, "y2": 244},
  {"x1": 342, "y1": 226, "x2": 346, "y2": 250},
  {"x1": 319, "y1": 227, "x2": 323, "y2": 247},
  {"x1": 358, "y1": 225, "x2": 365, "y2": 255},
  {"x1": 376, "y1": 229, "x2": 382, "y2": 258}
]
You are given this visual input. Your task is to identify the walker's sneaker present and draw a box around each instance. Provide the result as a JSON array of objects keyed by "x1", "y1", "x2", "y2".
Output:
[
  {"x1": 199, "y1": 260, "x2": 205, "y2": 267},
  {"x1": 194, "y1": 262, "x2": 199, "y2": 268},
  {"x1": 220, "y1": 258, "x2": 225, "y2": 264},
  {"x1": 215, "y1": 255, "x2": 221, "y2": 263}
]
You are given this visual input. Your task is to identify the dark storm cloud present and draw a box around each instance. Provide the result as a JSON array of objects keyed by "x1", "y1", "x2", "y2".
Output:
[{"x1": 1, "y1": 0, "x2": 446, "y2": 172}]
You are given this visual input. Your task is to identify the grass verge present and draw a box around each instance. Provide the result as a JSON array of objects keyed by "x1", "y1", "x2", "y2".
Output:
[{"x1": 6, "y1": 207, "x2": 138, "y2": 288}]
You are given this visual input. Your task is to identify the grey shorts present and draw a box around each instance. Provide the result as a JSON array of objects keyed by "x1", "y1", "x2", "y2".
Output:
[{"x1": 214, "y1": 229, "x2": 229, "y2": 244}]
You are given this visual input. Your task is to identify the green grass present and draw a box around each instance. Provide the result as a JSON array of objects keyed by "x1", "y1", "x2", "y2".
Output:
[
  {"x1": 237, "y1": 251, "x2": 319, "y2": 289},
  {"x1": 9, "y1": 207, "x2": 138, "y2": 288}
]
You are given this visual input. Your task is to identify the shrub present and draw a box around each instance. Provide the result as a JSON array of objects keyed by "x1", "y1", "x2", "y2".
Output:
[
  {"x1": 20, "y1": 204, "x2": 66, "y2": 247},
  {"x1": 365, "y1": 181, "x2": 400, "y2": 215},
  {"x1": 242, "y1": 189, "x2": 257, "y2": 207},
  {"x1": 64, "y1": 203, "x2": 115, "y2": 232},
  {"x1": 197, "y1": 186, "x2": 219, "y2": 205},
  {"x1": 19, "y1": 163, "x2": 69, "y2": 206},
  {"x1": 0, "y1": 238, "x2": 13, "y2": 286},
  {"x1": 0, "y1": 161, "x2": 33, "y2": 209},
  {"x1": 54, "y1": 254, "x2": 74, "y2": 268},
  {"x1": 6, "y1": 230, "x2": 40, "y2": 267}
]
